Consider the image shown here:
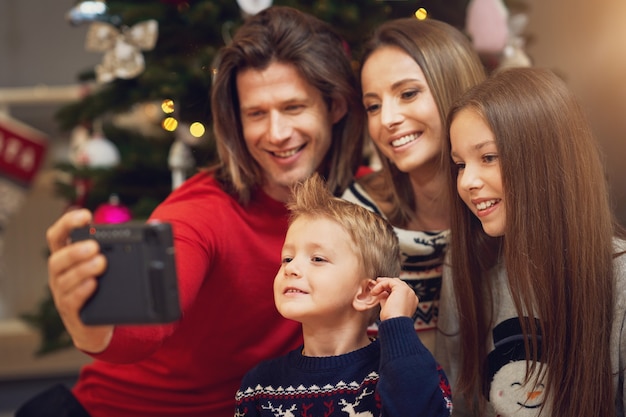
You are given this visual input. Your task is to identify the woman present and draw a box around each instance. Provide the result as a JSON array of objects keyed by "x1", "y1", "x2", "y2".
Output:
[
  {"x1": 439, "y1": 67, "x2": 626, "y2": 417},
  {"x1": 342, "y1": 17, "x2": 486, "y2": 352}
]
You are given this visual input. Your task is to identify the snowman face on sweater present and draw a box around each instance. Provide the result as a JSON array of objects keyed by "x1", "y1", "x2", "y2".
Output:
[{"x1": 490, "y1": 360, "x2": 550, "y2": 417}]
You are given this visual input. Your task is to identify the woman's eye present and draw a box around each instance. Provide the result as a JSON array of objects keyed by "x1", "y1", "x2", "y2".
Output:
[
  {"x1": 401, "y1": 89, "x2": 418, "y2": 100},
  {"x1": 364, "y1": 103, "x2": 380, "y2": 113}
]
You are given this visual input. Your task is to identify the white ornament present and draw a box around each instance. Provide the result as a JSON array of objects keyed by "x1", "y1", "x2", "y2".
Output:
[
  {"x1": 76, "y1": 134, "x2": 121, "y2": 168},
  {"x1": 498, "y1": 13, "x2": 532, "y2": 69},
  {"x1": 85, "y1": 19, "x2": 158, "y2": 83},
  {"x1": 168, "y1": 139, "x2": 194, "y2": 190},
  {"x1": 66, "y1": 0, "x2": 108, "y2": 26},
  {"x1": 236, "y1": 0, "x2": 272, "y2": 16}
]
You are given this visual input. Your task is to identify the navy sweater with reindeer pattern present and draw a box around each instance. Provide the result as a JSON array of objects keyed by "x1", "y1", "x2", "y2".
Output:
[{"x1": 235, "y1": 317, "x2": 452, "y2": 417}]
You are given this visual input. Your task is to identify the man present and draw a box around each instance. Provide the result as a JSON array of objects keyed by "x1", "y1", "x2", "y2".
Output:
[{"x1": 17, "y1": 6, "x2": 364, "y2": 417}]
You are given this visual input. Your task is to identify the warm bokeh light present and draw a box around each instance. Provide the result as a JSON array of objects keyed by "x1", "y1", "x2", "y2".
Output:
[
  {"x1": 162, "y1": 117, "x2": 178, "y2": 131},
  {"x1": 142, "y1": 102, "x2": 160, "y2": 120},
  {"x1": 415, "y1": 8, "x2": 428, "y2": 20},
  {"x1": 189, "y1": 122, "x2": 205, "y2": 137},
  {"x1": 161, "y1": 99, "x2": 175, "y2": 114}
]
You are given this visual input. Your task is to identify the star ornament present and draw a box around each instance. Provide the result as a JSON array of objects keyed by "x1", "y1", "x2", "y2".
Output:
[{"x1": 85, "y1": 19, "x2": 159, "y2": 83}]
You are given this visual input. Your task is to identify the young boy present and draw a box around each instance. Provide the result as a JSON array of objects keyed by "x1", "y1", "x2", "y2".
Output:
[{"x1": 235, "y1": 174, "x2": 452, "y2": 417}]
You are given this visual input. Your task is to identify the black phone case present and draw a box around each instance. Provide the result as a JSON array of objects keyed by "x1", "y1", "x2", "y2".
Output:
[{"x1": 71, "y1": 222, "x2": 181, "y2": 325}]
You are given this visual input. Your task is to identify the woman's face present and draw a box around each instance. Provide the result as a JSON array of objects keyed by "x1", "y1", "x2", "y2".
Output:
[
  {"x1": 361, "y1": 46, "x2": 443, "y2": 175},
  {"x1": 450, "y1": 109, "x2": 506, "y2": 237}
]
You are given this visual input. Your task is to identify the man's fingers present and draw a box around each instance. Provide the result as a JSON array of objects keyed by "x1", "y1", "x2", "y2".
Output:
[{"x1": 46, "y1": 209, "x2": 92, "y2": 253}]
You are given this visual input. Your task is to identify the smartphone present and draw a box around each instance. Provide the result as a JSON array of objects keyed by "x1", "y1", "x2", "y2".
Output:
[{"x1": 70, "y1": 221, "x2": 181, "y2": 325}]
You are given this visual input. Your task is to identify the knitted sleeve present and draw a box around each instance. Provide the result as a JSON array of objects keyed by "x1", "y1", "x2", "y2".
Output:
[{"x1": 377, "y1": 317, "x2": 453, "y2": 417}]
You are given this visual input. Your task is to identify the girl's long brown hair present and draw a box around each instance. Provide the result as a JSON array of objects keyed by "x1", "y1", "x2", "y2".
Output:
[{"x1": 445, "y1": 67, "x2": 623, "y2": 416}]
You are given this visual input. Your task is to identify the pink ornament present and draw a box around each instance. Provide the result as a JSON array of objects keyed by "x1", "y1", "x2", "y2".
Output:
[
  {"x1": 466, "y1": 0, "x2": 509, "y2": 54},
  {"x1": 93, "y1": 194, "x2": 132, "y2": 224}
]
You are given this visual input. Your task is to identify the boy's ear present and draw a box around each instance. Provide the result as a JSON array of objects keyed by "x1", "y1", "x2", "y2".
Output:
[{"x1": 353, "y1": 279, "x2": 379, "y2": 312}]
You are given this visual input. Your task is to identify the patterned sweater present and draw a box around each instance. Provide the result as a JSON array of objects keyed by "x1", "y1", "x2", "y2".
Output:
[
  {"x1": 342, "y1": 182, "x2": 449, "y2": 353},
  {"x1": 435, "y1": 239, "x2": 626, "y2": 417},
  {"x1": 235, "y1": 317, "x2": 453, "y2": 417}
]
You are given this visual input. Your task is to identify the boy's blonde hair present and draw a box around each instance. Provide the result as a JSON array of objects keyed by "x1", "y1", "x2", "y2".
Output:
[{"x1": 288, "y1": 174, "x2": 401, "y2": 280}]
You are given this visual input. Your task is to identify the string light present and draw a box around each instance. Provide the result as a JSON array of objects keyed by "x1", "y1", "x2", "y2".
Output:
[
  {"x1": 161, "y1": 99, "x2": 175, "y2": 114},
  {"x1": 189, "y1": 122, "x2": 205, "y2": 138},
  {"x1": 415, "y1": 8, "x2": 428, "y2": 20},
  {"x1": 162, "y1": 117, "x2": 178, "y2": 132}
]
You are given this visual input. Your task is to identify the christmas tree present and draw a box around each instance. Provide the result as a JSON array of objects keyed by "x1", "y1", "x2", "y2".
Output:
[
  {"x1": 52, "y1": 0, "x2": 422, "y2": 218},
  {"x1": 25, "y1": 0, "x2": 531, "y2": 353},
  {"x1": 24, "y1": 0, "x2": 426, "y2": 354}
]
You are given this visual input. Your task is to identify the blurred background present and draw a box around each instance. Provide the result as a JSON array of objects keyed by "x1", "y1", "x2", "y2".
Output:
[{"x1": 0, "y1": 0, "x2": 625, "y2": 414}]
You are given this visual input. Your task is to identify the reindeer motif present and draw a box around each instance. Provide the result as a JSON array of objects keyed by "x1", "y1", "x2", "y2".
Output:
[
  {"x1": 261, "y1": 402, "x2": 297, "y2": 417},
  {"x1": 338, "y1": 388, "x2": 374, "y2": 417}
]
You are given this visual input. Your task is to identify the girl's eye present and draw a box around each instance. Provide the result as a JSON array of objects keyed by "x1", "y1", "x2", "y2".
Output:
[
  {"x1": 483, "y1": 154, "x2": 499, "y2": 163},
  {"x1": 454, "y1": 161, "x2": 465, "y2": 171},
  {"x1": 281, "y1": 257, "x2": 293, "y2": 264},
  {"x1": 311, "y1": 256, "x2": 326, "y2": 263}
]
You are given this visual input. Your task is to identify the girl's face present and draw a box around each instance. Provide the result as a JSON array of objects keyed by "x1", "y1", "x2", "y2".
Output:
[
  {"x1": 361, "y1": 46, "x2": 442, "y2": 175},
  {"x1": 450, "y1": 109, "x2": 506, "y2": 237}
]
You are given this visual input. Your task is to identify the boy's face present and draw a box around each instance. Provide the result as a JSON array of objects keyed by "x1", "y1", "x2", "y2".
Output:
[
  {"x1": 237, "y1": 61, "x2": 346, "y2": 202},
  {"x1": 274, "y1": 216, "x2": 368, "y2": 326}
]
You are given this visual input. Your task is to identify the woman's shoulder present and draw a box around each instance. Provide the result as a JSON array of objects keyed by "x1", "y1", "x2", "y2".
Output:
[{"x1": 342, "y1": 171, "x2": 394, "y2": 217}]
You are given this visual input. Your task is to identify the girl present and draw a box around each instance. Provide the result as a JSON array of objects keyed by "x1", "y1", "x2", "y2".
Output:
[{"x1": 438, "y1": 67, "x2": 626, "y2": 417}]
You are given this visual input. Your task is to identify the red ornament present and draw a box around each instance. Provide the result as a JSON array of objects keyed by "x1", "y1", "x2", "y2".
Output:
[
  {"x1": 93, "y1": 194, "x2": 132, "y2": 224},
  {"x1": 0, "y1": 113, "x2": 48, "y2": 187}
]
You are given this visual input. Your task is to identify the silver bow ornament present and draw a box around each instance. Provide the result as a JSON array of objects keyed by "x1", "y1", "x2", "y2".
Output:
[{"x1": 85, "y1": 19, "x2": 158, "y2": 83}]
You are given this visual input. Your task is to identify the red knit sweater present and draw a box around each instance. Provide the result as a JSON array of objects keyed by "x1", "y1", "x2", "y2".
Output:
[{"x1": 72, "y1": 172, "x2": 303, "y2": 417}]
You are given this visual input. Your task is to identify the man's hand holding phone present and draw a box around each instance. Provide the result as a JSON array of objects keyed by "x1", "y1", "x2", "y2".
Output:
[{"x1": 47, "y1": 209, "x2": 114, "y2": 353}]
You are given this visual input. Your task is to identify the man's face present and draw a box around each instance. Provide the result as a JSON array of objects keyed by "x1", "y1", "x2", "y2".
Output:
[{"x1": 237, "y1": 62, "x2": 346, "y2": 202}]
